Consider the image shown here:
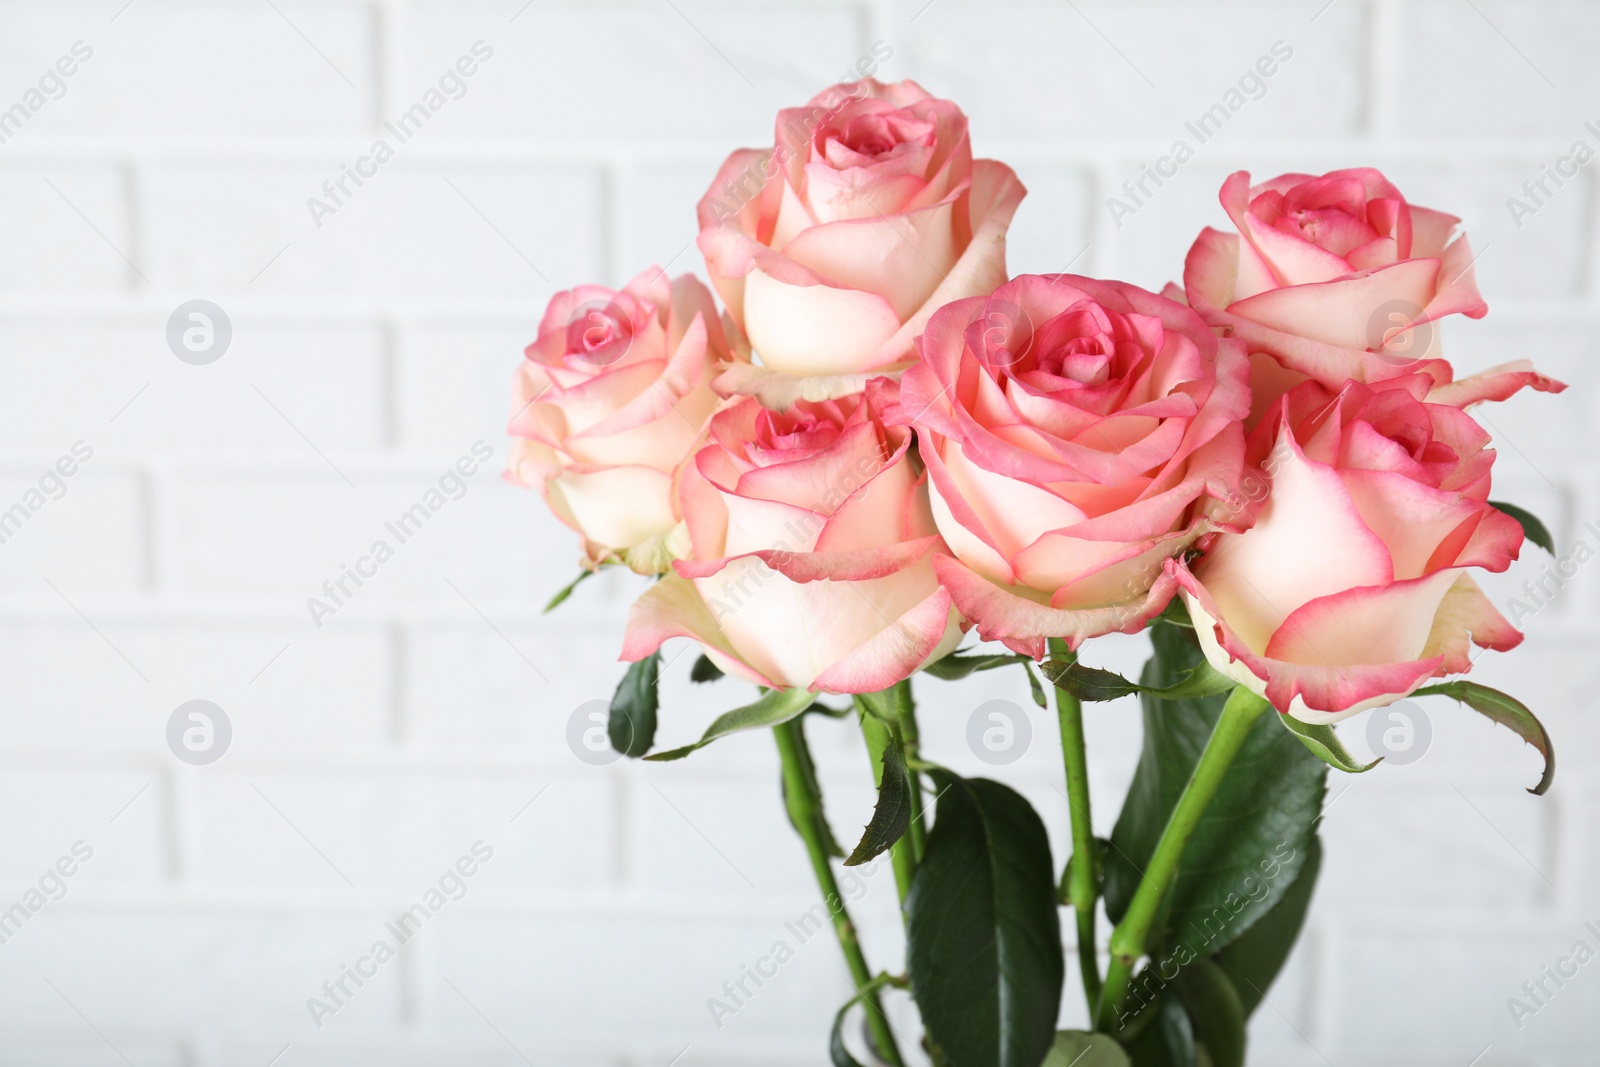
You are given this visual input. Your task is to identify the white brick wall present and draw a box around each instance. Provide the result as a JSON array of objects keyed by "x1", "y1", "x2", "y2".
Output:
[{"x1": 0, "y1": 0, "x2": 1593, "y2": 1063}]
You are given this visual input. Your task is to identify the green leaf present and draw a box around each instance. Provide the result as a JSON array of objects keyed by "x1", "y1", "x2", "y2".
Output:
[
  {"x1": 923, "y1": 649, "x2": 1031, "y2": 680},
  {"x1": 542, "y1": 568, "x2": 596, "y2": 612},
  {"x1": 1490, "y1": 499, "x2": 1555, "y2": 554},
  {"x1": 1043, "y1": 1031, "x2": 1133, "y2": 1067},
  {"x1": 1215, "y1": 836, "x2": 1322, "y2": 1017},
  {"x1": 689, "y1": 654, "x2": 724, "y2": 683},
  {"x1": 1041, "y1": 659, "x2": 1234, "y2": 703},
  {"x1": 1123, "y1": 993, "x2": 1194, "y2": 1067},
  {"x1": 1174, "y1": 960, "x2": 1245, "y2": 1067},
  {"x1": 907, "y1": 771, "x2": 1063, "y2": 1067},
  {"x1": 607, "y1": 652, "x2": 659, "y2": 758},
  {"x1": 1022, "y1": 660, "x2": 1047, "y2": 708},
  {"x1": 828, "y1": 974, "x2": 896, "y2": 1067},
  {"x1": 1412, "y1": 680, "x2": 1556, "y2": 795},
  {"x1": 1058, "y1": 836, "x2": 1108, "y2": 907},
  {"x1": 1104, "y1": 625, "x2": 1325, "y2": 959},
  {"x1": 845, "y1": 728, "x2": 911, "y2": 866},
  {"x1": 1277, "y1": 714, "x2": 1381, "y2": 774},
  {"x1": 924, "y1": 648, "x2": 1048, "y2": 708},
  {"x1": 643, "y1": 686, "x2": 817, "y2": 762},
  {"x1": 1156, "y1": 596, "x2": 1195, "y2": 629}
]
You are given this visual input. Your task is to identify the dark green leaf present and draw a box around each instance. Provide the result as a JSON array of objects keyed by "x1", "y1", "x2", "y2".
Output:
[
  {"x1": 1175, "y1": 959, "x2": 1245, "y2": 1067},
  {"x1": 643, "y1": 686, "x2": 817, "y2": 762},
  {"x1": 1104, "y1": 625, "x2": 1325, "y2": 959},
  {"x1": 907, "y1": 771, "x2": 1063, "y2": 1067},
  {"x1": 1041, "y1": 659, "x2": 1234, "y2": 703},
  {"x1": 607, "y1": 652, "x2": 659, "y2": 758},
  {"x1": 1215, "y1": 837, "x2": 1322, "y2": 1017},
  {"x1": 1490, "y1": 499, "x2": 1555, "y2": 554},
  {"x1": 542, "y1": 568, "x2": 596, "y2": 612},
  {"x1": 923, "y1": 649, "x2": 1031, "y2": 680},
  {"x1": 828, "y1": 975, "x2": 895, "y2": 1067},
  {"x1": 1123, "y1": 993, "x2": 1194, "y2": 1067},
  {"x1": 1023, "y1": 660, "x2": 1047, "y2": 708},
  {"x1": 1157, "y1": 597, "x2": 1194, "y2": 628},
  {"x1": 1412, "y1": 680, "x2": 1556, "y2": 795},
  {"x1": 1059, "y1": 836, "x2": 1109, "y2": 907},
  {"x1": 845, "y1": 729, "x2": 911, "y2": 866},
  {"x1": 689, "y1": 654, "x2": 724, "y2": 683},
  {"x1": 1277, "y1": 714, "x2": 1381, "y2": 774},
  {"x1": 1043, "y1": 1031, "x2": 1132, "y2": 1067}
]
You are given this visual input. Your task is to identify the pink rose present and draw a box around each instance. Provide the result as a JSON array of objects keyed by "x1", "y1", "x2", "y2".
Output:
[
  {"x1": 621, "y1": 384, "x2": 963, "y2": 693},
  {"x1": 1175, "y1": 376, "x2": 1526, "y2": 723},
  {"x1": 507, "y1": 267, "x2": 734, "y2": 574},
  {"x1": 698, "y1": 78, "x2": 1026, "y2": 407},
  {"x1": 1182, "y1": 168, "x2": 1561, "y2": 417},
  {"x1": 896, "y1": 273, "x2": 1251, "y2": 659}
]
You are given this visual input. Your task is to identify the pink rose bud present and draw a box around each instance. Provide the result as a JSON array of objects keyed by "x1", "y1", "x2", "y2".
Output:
[
  {"x1": 507, "y1": 268, "x2": 737, "y2": 574},
  {"x1": 621, "y1": 382, "x2": 963, "y2": 693},
  {"x1": 896, "y1": 273, "x2": 1251, "y2": 659},
  {"x1": 698, "y1": 79, "x2": 1026, "y2": 409},
  {"x1": 1182, "y1": 168, "x2": 1563, "y2": 418},
  {"x1": 1175, "y1": 375, "x2": 1527, "y2": 722}
]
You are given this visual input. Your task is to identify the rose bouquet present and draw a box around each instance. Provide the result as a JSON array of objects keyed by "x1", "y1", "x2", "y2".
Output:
[{"x1": 506, "y1": 80, "x2": 1565, "y2": 1067}]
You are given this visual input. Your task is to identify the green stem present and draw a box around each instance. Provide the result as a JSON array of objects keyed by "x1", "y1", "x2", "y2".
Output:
[
  {"x1": 890, "y1": 680, "x2": 927, "y2": 864},
  {"x1": 1095, "y1": 685, "x2": 1271, "y2": 1033},
  {"x1": 1048, "y1": 637, "x2": 1101, "y2": 1014},
  {"x1": 857, "y1": 705, "x2": 915, "y2": 906},
  {"x1": 774, "y1": 719, "x2": 905, "y2": 1067}
]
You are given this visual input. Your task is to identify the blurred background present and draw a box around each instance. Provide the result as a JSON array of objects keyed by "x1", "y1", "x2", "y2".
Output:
[{"x1": 0, "y1": 0, "x2": 1593, "y2": 1063}]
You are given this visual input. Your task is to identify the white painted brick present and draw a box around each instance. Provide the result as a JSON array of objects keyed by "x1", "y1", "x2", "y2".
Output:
[
  {"x1": 0, "y1": 0, "x2": 1595, "y2": 1058},
  {"x1": 146, "y1": 159, "x2": 603, "y2": 299},
  {"x1": 1330, "y1": 923, "x2": 1600, "y2": 1059},
  {"x1": 0, "y1": 1044, "x2": 185, "y2": 1067},
  {"x1": 171, "y1": 465, "x2": 564, "y2": 605},
  {"x1": 1318, "y1": 777, "x2": 1555, "y2": 911},
  {"x1": 0, "y1": 620, "x2": 392, "y2": 751},
  {"x1": 1003, "y1": 163, "x2": 1096, "y2": 280},
  {"x1": 0, "y1": 162, "x2": 134, "y2": 292},
  {"x1": 190, "y1": 769, "x2": 614, "y2": 890},
  {"x1": 898, "y1": 1, "x2": 1365, "y2": 141},
  {"x1": 405, "y1": 320, "x2": 525, "y2": 453},
  {"x1": 406, "y1": 616, "x2": 638, "y2": 753},
  {"x1": 1388, "y1": 1, "x2": 1600, "y2": 138},
  {"x1": 399, "y1": 2, "x2": 871, "y2": 142},
  {"x1": 0, "y1": 317, "x2": 391, "y2": 450},
  {"x1": 0, "y1": 908, "x2": 407, "y2": 1031},
  {"x1": 618, "y1": 156, "x2": 728, "y2": 288},
  {"x1": 0, "y1": 467, "x2": 145, "y2": 593},
  {"x1": 0, "y1": 2, "x2": 375, "y2": 136},
  {"x1": 0, "y1": 767, "x2": 164, "y2": 885},
  {"x1": 431, "y1": 910, "x2": 856, "y2": 1039}
]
